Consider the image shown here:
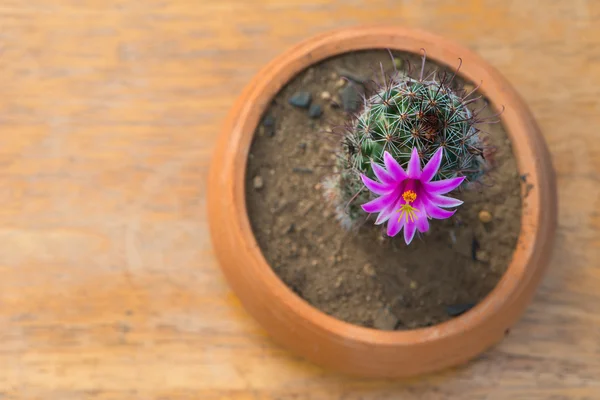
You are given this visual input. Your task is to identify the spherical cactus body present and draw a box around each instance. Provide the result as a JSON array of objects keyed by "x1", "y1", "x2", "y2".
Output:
[{"x1": 324, "y1": 54, "x2": 492, "y2": 230}]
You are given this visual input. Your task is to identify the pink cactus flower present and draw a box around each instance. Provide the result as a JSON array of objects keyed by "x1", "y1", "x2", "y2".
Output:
[{"x1": 361, "y1": 147, "x2": 465, "y2": 244}]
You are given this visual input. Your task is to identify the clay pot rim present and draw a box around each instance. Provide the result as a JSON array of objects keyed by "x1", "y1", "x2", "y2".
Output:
[{"x1": 212, "y1": 26, "x2": 550, "y2": 346}]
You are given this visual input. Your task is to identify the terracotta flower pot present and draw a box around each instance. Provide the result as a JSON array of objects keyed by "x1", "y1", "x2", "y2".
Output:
[{"x1": 208, "y1": 26, "x2": 557, "y2": 378}]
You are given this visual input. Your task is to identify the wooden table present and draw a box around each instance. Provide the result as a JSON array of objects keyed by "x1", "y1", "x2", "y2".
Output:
[{"x1": 1, "y1": 0, "x2": 599, "y2": 398}]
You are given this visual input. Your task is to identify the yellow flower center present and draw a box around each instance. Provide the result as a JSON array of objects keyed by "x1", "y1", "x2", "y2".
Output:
[
  {"x1": 402, "y1": 190, "x2": 417, "y2": 204},
  {"x1": 397, "y1": 190, "x2": 419, "y2": 223}
]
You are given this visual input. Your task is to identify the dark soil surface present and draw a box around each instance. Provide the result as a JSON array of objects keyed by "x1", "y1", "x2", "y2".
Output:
[{"x1": 245, "y1": 50, "x2": 522, "y2": 330}]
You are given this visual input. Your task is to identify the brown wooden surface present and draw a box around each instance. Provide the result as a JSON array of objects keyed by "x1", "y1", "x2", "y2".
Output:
[{"x1": 0, "y1": 0, "x2": 599, "y2": 398}]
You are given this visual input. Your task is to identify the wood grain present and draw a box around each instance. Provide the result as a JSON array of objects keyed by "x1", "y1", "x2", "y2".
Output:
[{"x1": 0, "y1": 0, "x2": 599, "y2": 398}]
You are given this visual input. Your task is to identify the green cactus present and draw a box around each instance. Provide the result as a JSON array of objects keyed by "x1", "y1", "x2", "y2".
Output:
[{"x1": 323, "y1": 52, "x2": 494, "y2": 229}]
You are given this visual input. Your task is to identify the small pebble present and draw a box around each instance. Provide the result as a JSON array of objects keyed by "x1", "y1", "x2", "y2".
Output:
[
  {"x1": 252, "y1": 176, "x2": 264, "y2": 190},
  {"x1": 311, "y1": 260, "x2": 318, "y2": 267},
  {"x1": 308, "y1": 104, "x2": 323, "y2": 118},
  {"x1": 476, "y1": 250, "x2": 490, "y2": 262},
  {"x1": 463, "y1": 84, "x2": 475, "y2": 93},
  {"x1": 335, "y1": 78, "x2": 346, "y2": 88},
  {"x1": 329, "y1": 72, "x2": 338, "y2": 80},
  {"x1": 334, "y1": 276, "x2": 343, "y2": 288},
  {"x1": 320, "y1": 91, "x2": 331, "y2": 100},
  {"x1": 373, "y1": 309, "x2": 399, "y2": 331},
  {"x1": 363, "y1": 263, "x2": 375, "y2": 277},
  {"x1": 269, "y1": 169, "x2": 275, "y2": 175},
  {"x1": 478, "y1": 210, "x2": 493, "y2": 223},
  {"x1": 446, "y1": 303, "x2": 476, "y2": 317},
  {"x1": 288, "y1": 91, "x2": 312, "y2": 108},
  {"x1": 314, "y1": 183, "x2": 322, "y2": 190},
  {"x1": 298, "y1": 142, "x2": 307, "y2": 151},
  {"x1": 409, "y1": 281, "x2": 417, "y2": 290}
]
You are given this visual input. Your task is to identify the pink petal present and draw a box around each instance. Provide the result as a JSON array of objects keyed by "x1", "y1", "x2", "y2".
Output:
[
  {"x1": 424, "y1": 199, "x2": 456, "y2": 219},
  {"x1": 414, "y1": 200, "x2": 430, "y2": 233},
  {"x1": 383, "y1": 151, "x2": 408, "y2": 181},
  {"x1": 375, "y1": 199, "x2": 397, "y2": 225},
  {"x1": 424, "y1": 176, "x2": 465, "y2": 195},
  {"x1": 375, "y1": 211, "x2": 392, "y2": 225},
  {"x1": 361, "y1": 174, "x2": 393, "y2": 195},
  {"x1": 386, "y1": 210, "x2": 405, "y2": 237},
  {"x1": 416, "y1": 214, "x2": 429, "y2": 233},
  {"x1": 407, "y1": 147, "x2": 422, "y2": 179},
  {"x1": 361, "y1": 189, "x2": 399, "y2": 213},
  {"x1": 372, "y1": 163, "x2": 395, "y2": 185},
  {"x1": 421, "y1": 148, "x2": 444, "y2": 182},
  {"x1": 403, "y1": 219, "x2": 417, "y2": 244},
  {"x1": 428, "y1": 194, "x2": 463, "y2": 208}
]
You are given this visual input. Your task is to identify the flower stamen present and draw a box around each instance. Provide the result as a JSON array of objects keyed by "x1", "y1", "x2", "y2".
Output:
[{"x1": 397, "y1": 203, "x2": 419, "y2": 223}]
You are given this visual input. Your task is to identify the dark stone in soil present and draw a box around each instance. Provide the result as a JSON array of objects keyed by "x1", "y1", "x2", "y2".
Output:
[
  {"x1": 261, "y1": 115, "x2": 276, "y2": 137},
  {"x1": 520, "y1": 173, "x2": 529, "y2": 182},
  {"x1": 284, "y1": 223, "x2": 295, "y2": 234},
  {"x1": 308, "y1": 104, "x2": 323, "y2": 118},
  {"x1": 340, "y1": 83, "x2": 364, "y2": 112},
  {"x1": 288, "y1": 91, "x2": 312, "y2": 108},
  {"x1": 445, "y1": 303, "x2": 476, "y2": 317},
  {"x1": 262, "y1": 114, "x2": 275, "y2": 127},
  {"x1": 292, "y1": 167, "x2": 313, "y2": 174}
]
